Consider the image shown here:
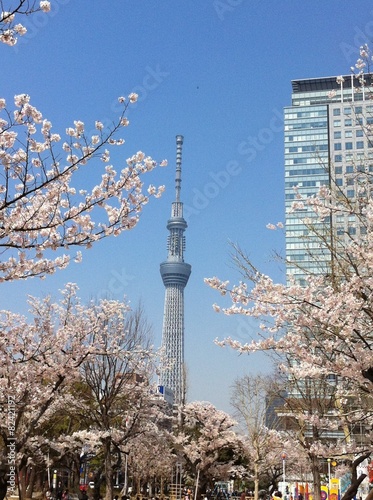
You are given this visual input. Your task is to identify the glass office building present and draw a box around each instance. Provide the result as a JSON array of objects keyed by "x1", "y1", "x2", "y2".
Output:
[
  {"x1": 285, "y1": 74, "x2": 373, "y2": 284},
  {"x1": 280, "y1": 76, "x2": 373, "y2": 443}
]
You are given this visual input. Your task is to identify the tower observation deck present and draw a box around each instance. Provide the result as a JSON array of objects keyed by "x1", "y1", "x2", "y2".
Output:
[{"x1": 159, "y1": 135, "x2": 191, "y2": 406}]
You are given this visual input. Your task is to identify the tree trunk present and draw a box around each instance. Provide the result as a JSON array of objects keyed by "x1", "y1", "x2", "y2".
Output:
[
  {"x1": 341, "y1": 453, "x2": 371, "y2": 500},
  {"x1": 34, "y1": 466, "x2": 44, "y2": 494},
  {"x1": 160, "y1": 477, "x2": 164, "y2": 500},
  {"x1": 92, "y1": 466, "x2": 104, "y2": 500},
  {"x1": 310, "y1": 456, "x2": 321, "y2": 500},
  {"x1": 253, "y1": 462, "x2": 259, "y2": 500},
  {"x1": 104, "y1": 439, "x2": 114, "y2": 500},
  {"x1": 18, "y1": 464, "x2": 28, "y2": 500},
  {"x1": 71, "y1": 457, "x2": 82, "y2": 492},
  {"x1": 0, "y1": 463, "x2": 8, "y2": 500},
  {"x1": 341, "y1": 475, "x2": 366, "y2": 500},
  {"x1": 364, "y1": 489, "x2": 373, "y2": 500},
  {"x1": 26, "y1": 466, "x2": 36, "y2": 499}
]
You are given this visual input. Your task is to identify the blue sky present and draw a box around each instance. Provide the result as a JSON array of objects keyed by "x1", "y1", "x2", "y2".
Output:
[{"x1": 1, "y1": 0, "x2": 372, "y2": 413}]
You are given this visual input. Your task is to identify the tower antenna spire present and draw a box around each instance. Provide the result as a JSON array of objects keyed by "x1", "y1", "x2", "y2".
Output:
[{"x1": 175, "y1": 134, "x2": 183, "y2": 202}]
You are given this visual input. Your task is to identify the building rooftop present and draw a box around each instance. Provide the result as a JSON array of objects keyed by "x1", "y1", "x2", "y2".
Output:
[{"x1": 291, "y1": 74, "x2": 373, "y2": 93}]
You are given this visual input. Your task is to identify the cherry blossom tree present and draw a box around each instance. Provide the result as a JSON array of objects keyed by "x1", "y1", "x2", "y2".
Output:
[
  {"x1": 0, "y1": 2, "x2": 166, "y2": 282},
  {"x1": 231, "y1": 375, "x2": 302, "y2": 499},
  {"x1": 0, "y1": 284, "x2": 90, "y2": 499},
  {"x1": 174, "y1": 402, "x2": 241, "y2": 497},
  {"x1": 0, "y1": 285, "x2": 161, "y2": 500},
  {"x1": 126, "y1": 428, "x2": 175, "y2": 498},
  {"x1": 68, "y1": 305, "x2": 160, "y2": 500},
  {"x1": 265, "y1": 365, "x2": 360, "y2": 499},
  {"x1": 205, "y1": 47, "x2": 373, "y2": 500},
  {"x1": 206, "y1": 188, "x2": 373, "y2": 500}
]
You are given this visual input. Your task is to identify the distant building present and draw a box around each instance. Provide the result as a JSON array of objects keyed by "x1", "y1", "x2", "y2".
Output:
[
  {"x1": 285, "y1": 74, "x2": 373, "y2": 284},
  {"x1": 265, "y1": 390, "x2": 287, "y2": 429}
]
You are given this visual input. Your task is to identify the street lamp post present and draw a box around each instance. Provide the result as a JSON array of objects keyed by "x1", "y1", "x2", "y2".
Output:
[
  {"x1": 194, "y1": 468, "x2": 200, "y2": 500},
  {"x1": 52, "y1": 470, "x2": 57, "y2": 491},
  {"x1": 282, "y1": 453, "x2": 286, "y2": 496},
  {"x1": 176, "y1": 463, "x2": 182, "y2": 500},
  {"x1": 124, "y1": 452, "x2": 129, "y2": 495},
  {"x1": 327, "y1": 459, "x2": 331, "y2": 495}
]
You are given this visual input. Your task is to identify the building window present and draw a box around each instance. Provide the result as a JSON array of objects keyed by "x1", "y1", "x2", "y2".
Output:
[
  {"x1": 333, "y1": 120, "x2": 341, "y2": 127},
  {"x1": 333, "y1": 108, "x2": 341, "y2": 116},
  {"x1": 334, "y1": 131, "x2": 342, "y2": 139},
  {"x1": 345, "y1": 119, "x2": 352, "y2": 127},
  {"x1": 336, "y1": 178, "x2": 343, "y2": 186},
  {"x1": 347, "y1": 189, "x2": 355, "y2": 198},
  {"x1": 345, "y1": 142, "x2": 353, "y2": 150},
  {"x1": 346, "y1": 165, "x2": 354, "y2": 173},
  {"x1": 344, "y1": 107, "x2": 352, "y2": 115},
  {"x1": 356, "y1": 129, "x2": 364, "y2": 137},
  {"x1": 334, "y1": 143, "x2": 342, "y2": 150},
  {"x1": 345, "y1": 130, "x2": 352, "y2": 138},
  {"x1": 356, "y1": 141, "x2": 364, "y2": 149},
  {"x1": 335, "y1": 166, "x2": 342, "y2": 174}
]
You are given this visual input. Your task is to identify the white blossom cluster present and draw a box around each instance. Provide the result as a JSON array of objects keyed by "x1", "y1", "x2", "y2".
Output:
[
  {"x1": 0, "y1": 1, "x2": 50, "y2": 46},
  {"x1": 0, "y1": 93, "x2": 166, "y2": 281}
]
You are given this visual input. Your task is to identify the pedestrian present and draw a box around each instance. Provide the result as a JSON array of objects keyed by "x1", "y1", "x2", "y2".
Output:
[
  {"x1": 62, "y1": 489, "x2": 70, "y2": 500},
  {"x1": 80, "y1": 489, "x2": 88, "y2": 500},
  {"x1": 56, "y1": 482, "x2": 63, "y2": 500}
]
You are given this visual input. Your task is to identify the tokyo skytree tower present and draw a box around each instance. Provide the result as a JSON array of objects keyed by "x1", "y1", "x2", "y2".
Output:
[{"x1": 159, "y1": 135, "x2": 191, "y2": 406}]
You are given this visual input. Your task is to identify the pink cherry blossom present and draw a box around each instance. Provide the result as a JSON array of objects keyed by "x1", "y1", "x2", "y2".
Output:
[{"x1": 0, "y1": 91, "x2": 166, "y2": 281}]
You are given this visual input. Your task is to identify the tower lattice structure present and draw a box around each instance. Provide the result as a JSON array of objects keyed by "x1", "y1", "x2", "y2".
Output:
[{"x1": 159, "y1": 135, "x2": 191, "y2": 406}]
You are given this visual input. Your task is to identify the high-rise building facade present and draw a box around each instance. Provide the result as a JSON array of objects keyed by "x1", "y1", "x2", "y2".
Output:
[
  {"x1": 282, "y1": 75, "x2": 373, "y2": 445},
  {"x1": 284, "y1": 74, "x2": 373, "y2": 284},
  {"x1": 159, "y1": 135, "x2": 191, "y2": 407}
]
